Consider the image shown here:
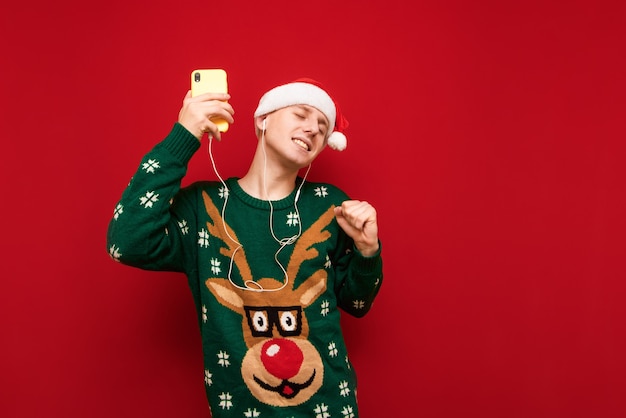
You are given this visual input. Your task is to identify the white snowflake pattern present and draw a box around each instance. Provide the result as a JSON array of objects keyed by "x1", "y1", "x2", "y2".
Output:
[
  {"x1": 139, "y1": 191, "x2": 159, "y2": 208},
  {"x1": 210, "y1": 258, "x2": 221, "y2": 275},
  {"x1": 314, "y1": 186, "x2": 328, "y2": 197},
  {"x1": 320, "y1": 300, "x2": 330, "y2": 316},
  {"x1": 339, "y1": 381, "x2": 351, "y2": 397},
  {"x1": 345, "y1": 356, "x2": 351, "y2": 369},
  {"x1": 109, "y1": 244, "x2": 122, "y2": 261},
  {"x1": 341, "y1": 405, "x2": 355, "y2": 417},
  {"x1": 204, "y1": 368, "x2": 213, "y2": 386},
  {"x1": 218, "y1": 186, "x2": 229, "y2": 199},
  {"x1": 217, "y1": 350, "x2": 230, "y2": 367},
  {"x1": 202, "y1": 305, "x2": 208, "y2": 322},
  {"x1": 142, "y1": 159, "x2": 160, "y2": 173},
  {"x1": 218, "y1": 392, "x2": 233, "y2": 410},
  {"x1": 324, "y1": 255, "x2": 332, "y2": 269},
  {"x1": 353, "y1": 300, "x2": 365, "y2": 310},
  {"x1": 286, "y1": 212, "x2": 299, "y2": 226},
  {"x1": 178, "y1": 219, "x2": 189, "y2": 235},
  {"x1": 198, "y1": 229, "x2": 210, "y2": 248},
  {"x1": 113, "y1": 203, "x2": 123, "y2": 220},
  {"x1": 328, "y1": 341, "x2": 338, "y2": 357},
  {"x1": 314, "y1": 403, "x2": 331, "y2": 418},
  {"x1": 244, "y1": 408, "x2": 260, "y2": 417}
]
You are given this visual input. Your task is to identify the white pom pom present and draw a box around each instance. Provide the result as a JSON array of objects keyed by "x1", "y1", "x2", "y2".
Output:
[{"x1": 327, "y1": 132, "x2": 347, "y2": 151}]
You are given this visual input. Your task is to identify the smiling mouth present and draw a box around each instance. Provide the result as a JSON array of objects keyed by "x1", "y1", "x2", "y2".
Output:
[
  {"x1": 253, "y1": 370, "x2": 316, "y2": 399},
  {"x1": 293, "y1": 138, "x2": 310, "y2": 151}
]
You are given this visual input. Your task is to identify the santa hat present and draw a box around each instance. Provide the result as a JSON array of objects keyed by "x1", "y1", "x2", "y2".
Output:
[{"x1": 253, "y1": 78, "x2": 349, "y2": 151}]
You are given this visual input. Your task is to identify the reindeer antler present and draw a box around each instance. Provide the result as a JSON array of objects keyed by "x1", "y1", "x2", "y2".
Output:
[
  {"x1": 285, "y1": 206, "x2": 335, "y2": 282},
  {"x1": 202, "y1": 191, "x2": 253, "y2": 283}
]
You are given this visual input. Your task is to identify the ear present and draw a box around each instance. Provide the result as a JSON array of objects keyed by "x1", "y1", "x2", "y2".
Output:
[
  {"x1": 254, "y1": 116, "x2": 267, "y2": 132},
  {"x1": 206, "y1": 279, "x2": 245, "y2": 313}
]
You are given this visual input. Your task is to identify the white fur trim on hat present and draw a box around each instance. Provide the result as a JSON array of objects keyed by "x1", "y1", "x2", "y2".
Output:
[{"x1": 254, "y1": 82, "x2": 337, "y2": 132}]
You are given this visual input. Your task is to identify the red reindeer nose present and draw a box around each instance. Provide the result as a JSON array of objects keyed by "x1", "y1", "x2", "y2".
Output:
[{"x1": 261, "y1": 339, "x2": 304, "y2": 380}]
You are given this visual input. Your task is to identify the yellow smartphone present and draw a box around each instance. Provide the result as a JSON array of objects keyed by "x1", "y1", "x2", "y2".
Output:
[{"x1": 190, "y1": 69, "x2": 229, "y2": 132}]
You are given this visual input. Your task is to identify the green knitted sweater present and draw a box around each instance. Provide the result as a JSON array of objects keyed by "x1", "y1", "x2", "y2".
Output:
[{"x1": 107, "y1": 123, "x2": 383, "y2": 417}]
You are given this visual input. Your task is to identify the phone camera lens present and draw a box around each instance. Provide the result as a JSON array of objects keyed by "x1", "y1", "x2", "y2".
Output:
[{"x1": 194, "y1": 72, "x2": 201, "y2": 82}]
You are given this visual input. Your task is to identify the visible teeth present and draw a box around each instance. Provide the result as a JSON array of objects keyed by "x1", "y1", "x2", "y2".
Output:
[{"x1": 293, "y1": 138, "x2": 309, "y2": 151}]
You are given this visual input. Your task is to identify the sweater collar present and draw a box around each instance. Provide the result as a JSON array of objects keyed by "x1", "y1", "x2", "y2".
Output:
[{"x1": 226, "y1": 177, "x2": 304, "y2": 210}]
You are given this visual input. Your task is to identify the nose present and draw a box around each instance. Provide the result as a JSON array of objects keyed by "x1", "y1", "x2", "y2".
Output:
[
  {"x1": 260, "y1": 339, "x2": 303, "y2": 380},
  {"x1": 302, "y1": 118, "x2": 320, "y2": 135}
]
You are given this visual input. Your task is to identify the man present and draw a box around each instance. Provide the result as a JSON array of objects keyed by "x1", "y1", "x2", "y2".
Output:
[{"x1": 107, "y1": 76, "x2": 383, "y2": 416}]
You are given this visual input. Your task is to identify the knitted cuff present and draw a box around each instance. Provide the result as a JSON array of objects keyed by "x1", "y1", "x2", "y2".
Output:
[
  {"x1": 352, "y1": 240, "x2": 383, "y2": 274},
  {"x1": 161, "y1": 122, "x2": 202, "y2": 163}
]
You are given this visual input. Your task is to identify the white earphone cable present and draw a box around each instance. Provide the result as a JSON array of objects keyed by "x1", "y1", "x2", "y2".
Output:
[{"x1": 207, "y1": 128, "x2": 309, "y2": 293}]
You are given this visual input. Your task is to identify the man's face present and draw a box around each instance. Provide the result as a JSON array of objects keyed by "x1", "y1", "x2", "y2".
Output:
[{"x1": 262, "y1": 104, "x2": 330, "y2": 168}]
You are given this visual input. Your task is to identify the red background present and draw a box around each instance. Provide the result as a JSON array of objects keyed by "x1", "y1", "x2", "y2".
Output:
[{"x1": 2, "y1": 1, "x2": 625, "y2": 417}]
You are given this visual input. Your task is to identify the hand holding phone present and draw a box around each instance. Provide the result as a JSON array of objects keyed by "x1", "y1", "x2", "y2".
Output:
[{"x1": 190, "y1": 69, "x2": 229, "y2": 132}]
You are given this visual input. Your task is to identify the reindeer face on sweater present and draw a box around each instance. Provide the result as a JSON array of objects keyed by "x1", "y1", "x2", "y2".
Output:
[{"x1": 202, "y1": 192, "x2": 335, "y2": 407}]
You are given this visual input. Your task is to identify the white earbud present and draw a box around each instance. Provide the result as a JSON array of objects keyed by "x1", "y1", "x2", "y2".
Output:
[{"x1": 262, "y1": 118, "x2": 267, "y2": 130}]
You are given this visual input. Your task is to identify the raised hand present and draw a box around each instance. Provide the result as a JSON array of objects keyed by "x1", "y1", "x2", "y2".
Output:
[
  {"x1": 334, "y1": 200, "x2": 379, "y2": 257},
  {"x1": 177, "y1": 90, "x2": 234, "y2": 141}
]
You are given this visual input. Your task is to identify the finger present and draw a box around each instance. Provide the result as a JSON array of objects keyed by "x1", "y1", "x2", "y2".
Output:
[
  {"x1": 196, "y1": 101, "x2": 235, "y2": 123},
  {"x1": 216, "y1": 104, "x2": 235, "y2": 124},
  {"x1": 202, "y1": 120, "x2": 223, "y2": 141},
  {"x1": 342, "y1": 202, "x2": 373, "y2": 230},
  {"x1": 354, "y1": 209, "x2": 377, "y2": 233},
  {"x1": 192, "y1": 92, "x2": 231, "y2": 102}
]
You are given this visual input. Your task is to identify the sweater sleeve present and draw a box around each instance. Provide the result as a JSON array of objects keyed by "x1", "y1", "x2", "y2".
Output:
[
  {"x1": 106, "y1": 123, "x2": 201, "y2": 272},
  {"x1": 333, "y1": 237, "x2": 384, "y2": 318}
]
